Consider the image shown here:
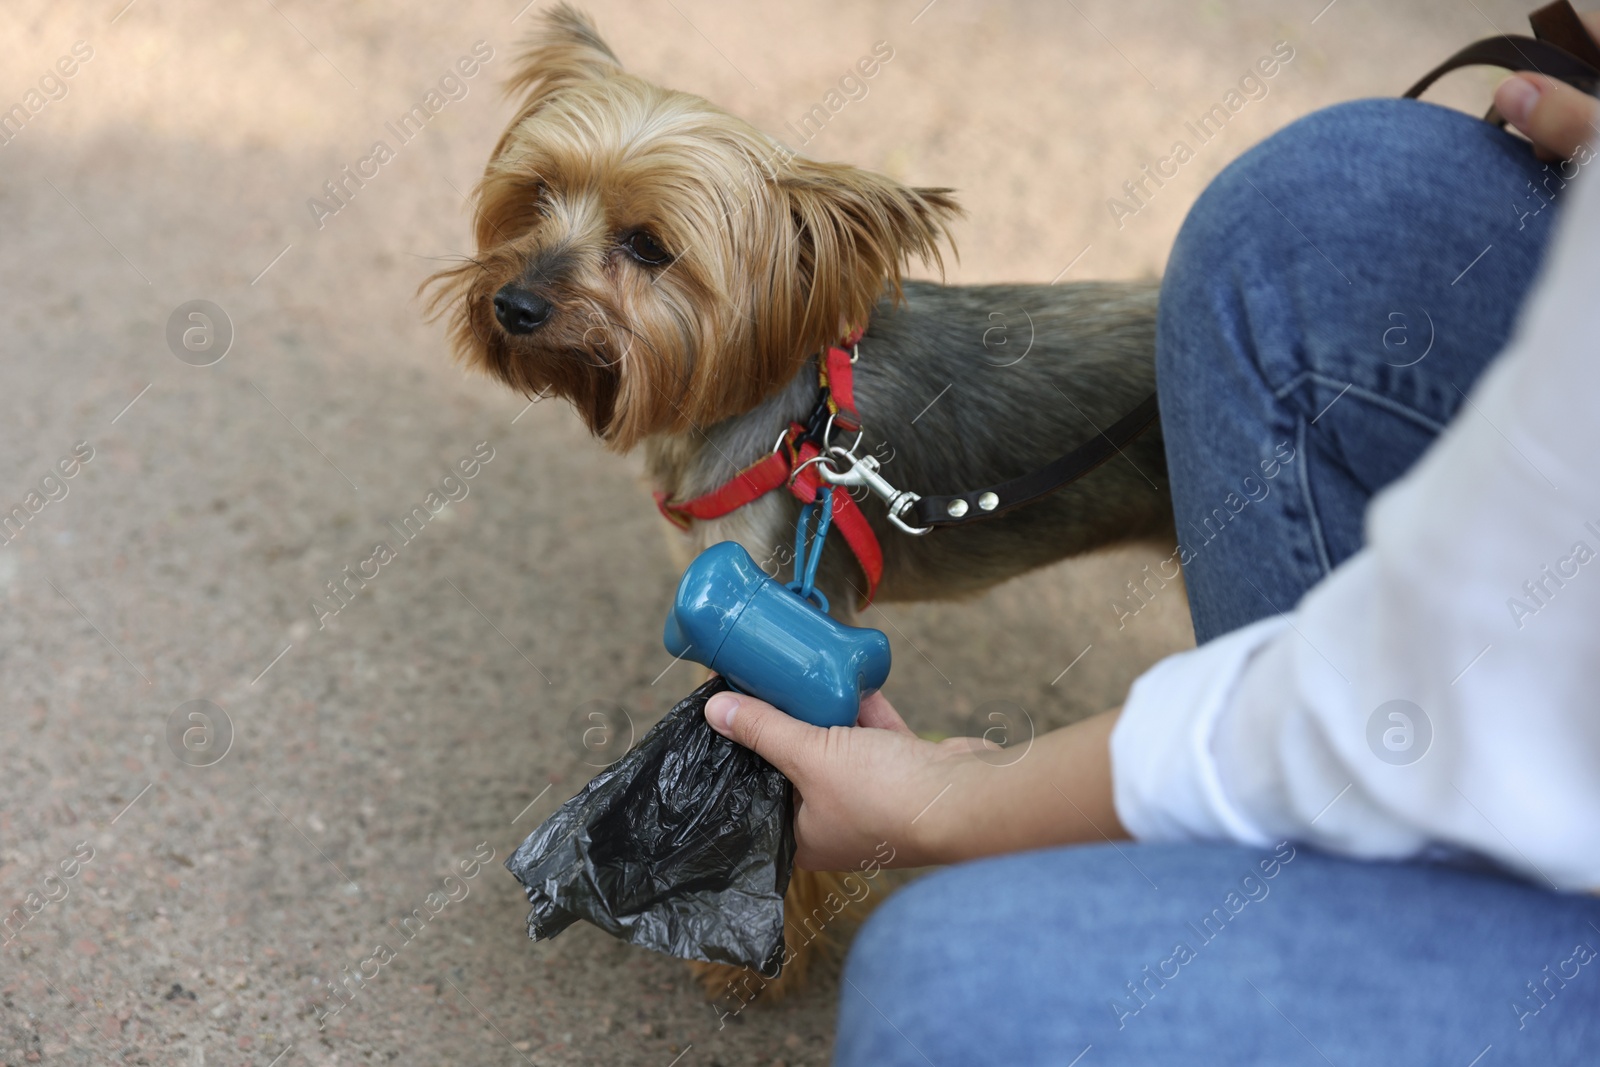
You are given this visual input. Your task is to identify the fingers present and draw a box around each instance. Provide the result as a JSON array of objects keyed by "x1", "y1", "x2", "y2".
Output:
[
  {"x1": 704, "y1": 690, "x2": 824, "y2": 782},
  {"x1": 856, "y1": 690, "x2": 915, "y2": 734},
  {"x1": 1496, "y1": 73, "x2": 1600, "y2": 160}
]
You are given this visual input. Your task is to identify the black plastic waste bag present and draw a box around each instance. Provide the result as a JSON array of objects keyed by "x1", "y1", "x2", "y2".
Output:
[{"x1": 506, "y1": 676, "x2": 796, "y2": 972}]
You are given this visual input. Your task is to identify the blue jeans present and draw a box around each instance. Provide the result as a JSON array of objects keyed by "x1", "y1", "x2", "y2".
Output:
[
  {"x1": 1158, "y1": 98, "x2": 1562, "y2": 644},
  {"x1": 835, "y1": 101, "x2": 1595, "y2": 1065},
  {"x1": 837, "y1": 844, "x2": 1600, "y2": 1066}
]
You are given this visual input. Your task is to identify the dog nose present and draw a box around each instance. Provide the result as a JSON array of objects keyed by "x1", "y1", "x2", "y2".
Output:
[{"x1": 493, "y1": 285, "x2": 553, "y2": 334}]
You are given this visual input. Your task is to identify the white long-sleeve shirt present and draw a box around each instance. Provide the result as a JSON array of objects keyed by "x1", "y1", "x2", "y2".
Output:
[{"x1": 1111, "y1": 152, "x2": 1600, "y2": 892}]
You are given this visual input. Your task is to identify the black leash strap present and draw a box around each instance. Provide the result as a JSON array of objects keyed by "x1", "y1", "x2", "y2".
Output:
[
  {"x1": 908, "y1": 392, "x2": 1160, "y2": 530},
  {"x1": 1404, "y1": 1, "x2": 1600, "y2": 105}
]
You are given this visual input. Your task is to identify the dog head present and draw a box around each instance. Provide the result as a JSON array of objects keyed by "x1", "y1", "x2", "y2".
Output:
[{"x1": 425, "y1": 4, "x2": 959, "y2": 451}]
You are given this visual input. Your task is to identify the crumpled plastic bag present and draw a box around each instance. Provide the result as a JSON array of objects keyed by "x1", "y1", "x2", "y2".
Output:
[{"x1": 506, "y1": 676, "x2": 796, "y2": 973}]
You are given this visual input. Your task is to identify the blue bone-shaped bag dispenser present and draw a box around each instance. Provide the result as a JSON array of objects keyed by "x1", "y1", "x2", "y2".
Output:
[{"x1": 663, "y1": 541, "x2": 891, "y2": 727}]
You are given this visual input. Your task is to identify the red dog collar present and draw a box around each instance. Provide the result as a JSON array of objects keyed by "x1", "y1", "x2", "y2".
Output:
[{"x1": 654, "y1": 328, "x2": 883, "y2": 607}]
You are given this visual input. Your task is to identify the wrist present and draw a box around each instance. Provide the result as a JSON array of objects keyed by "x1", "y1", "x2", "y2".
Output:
[
  {"x1": 905, "y1": 709, "x2": 1127, "y2": 865},
  {"x1": 903, "y1": 747, "x2": 986, "y2": 866}
]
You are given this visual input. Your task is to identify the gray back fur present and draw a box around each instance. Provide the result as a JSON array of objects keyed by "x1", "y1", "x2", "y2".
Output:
[{"x1": 644, "y1": 279, "x2": 1171, "y2": 619}]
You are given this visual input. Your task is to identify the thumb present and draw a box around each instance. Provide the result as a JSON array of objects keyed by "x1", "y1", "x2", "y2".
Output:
[
  {"x1": 704, "y1": 690, "x2": 824, "y2": 782},
  {"x1": 1496, "y1": 73, "x2": 1600, "y2": 160}
]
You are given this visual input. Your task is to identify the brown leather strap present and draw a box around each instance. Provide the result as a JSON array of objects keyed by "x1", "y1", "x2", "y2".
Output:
[
  {"x1": 909, "y1": 392, "x2": 1159, "y2": 529},
  {"x1": 1530, "y1": 0, "x2": 1600, "y2": 68},
  {"x1": 1404, "y1": 1, "x2": 1600, "y2": 101},
  {"x1": 1404, "y1": 35, "x2": 1600, "y2": 99}
]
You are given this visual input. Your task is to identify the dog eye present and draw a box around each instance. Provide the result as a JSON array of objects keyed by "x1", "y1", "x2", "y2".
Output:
[{"x1": 623, "y1": 230, "x2": 671, "y2": 266}]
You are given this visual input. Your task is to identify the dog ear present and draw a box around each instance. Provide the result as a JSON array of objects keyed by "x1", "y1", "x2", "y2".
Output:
[
  {"x1": 758, "y1": 157, "x2": 961, "y2": 370},
  {"x1": 499, "y1": 5, "x2": 622, "y2": 137}
]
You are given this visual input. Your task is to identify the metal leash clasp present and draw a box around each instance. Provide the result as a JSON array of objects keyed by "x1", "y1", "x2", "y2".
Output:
[{"x1": 815, "y1": 446, "x2": 931, "y2": 536}]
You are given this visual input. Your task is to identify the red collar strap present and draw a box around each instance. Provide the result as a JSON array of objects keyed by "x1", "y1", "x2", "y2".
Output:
[
  {"x1": 819, "y1": 325, "x2": 865, "y2": 434},
  {"x1": 654, "y1": 328, "x2": 883, "y2": 607}
]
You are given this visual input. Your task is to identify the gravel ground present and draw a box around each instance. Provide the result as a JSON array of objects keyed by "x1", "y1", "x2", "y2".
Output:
[{"x1": 0, "y1": 1, "x2": 1522, "y2": 1064}]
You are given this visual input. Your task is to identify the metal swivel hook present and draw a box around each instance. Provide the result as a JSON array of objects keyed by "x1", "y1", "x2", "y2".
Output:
[{"x1": 815, "y1": 447, "x2": 931, "y2": 536}]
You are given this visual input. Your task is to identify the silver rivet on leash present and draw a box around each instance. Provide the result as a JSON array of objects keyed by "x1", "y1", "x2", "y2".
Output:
[
  {"x1": 946, "y1": 499, "x2": 968, "y2": 517},
  {"x1": 978, "y1": 492, "x2": 999, "y2": 511}
]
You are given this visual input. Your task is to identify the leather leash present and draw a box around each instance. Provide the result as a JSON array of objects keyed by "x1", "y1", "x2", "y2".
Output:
[
  {"x1": 1405, "y1": 0, "x2": 1600, "y2": 110},
  {"x1": 907, "y1": 392, "x2": 1160, "y2": 529}
]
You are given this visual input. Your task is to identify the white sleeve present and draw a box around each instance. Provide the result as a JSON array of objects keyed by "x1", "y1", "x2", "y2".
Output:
[{"x1": 1111, "y1": 151, "x2": 1600, "y2": 891}]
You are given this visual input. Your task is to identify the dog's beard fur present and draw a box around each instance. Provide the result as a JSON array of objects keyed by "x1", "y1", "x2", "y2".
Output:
[{"x1": 423, "y1": 3, "x2": 961, "y2": 452}]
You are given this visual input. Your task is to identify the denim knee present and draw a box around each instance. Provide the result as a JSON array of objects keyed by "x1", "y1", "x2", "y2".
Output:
[
  {"x1": 1159, "y1": 97, "x2": 1552, "y2": 396},
  {"x1": 1167, "y1": 97, "x2": 1544, "y2": 273}
]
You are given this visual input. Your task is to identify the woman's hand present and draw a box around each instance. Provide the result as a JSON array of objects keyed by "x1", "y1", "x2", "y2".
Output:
[
  {"x1": 703, "y1": 687, "x2": 1127, "y2": 871},
  {"x1": 703, "y1": 688, "x2": 978, "y2": 870}
]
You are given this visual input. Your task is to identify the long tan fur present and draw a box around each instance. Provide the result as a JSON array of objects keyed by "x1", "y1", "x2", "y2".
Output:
[{"x1": 422, "y1": 3, "x2": 959, "y2": 453}]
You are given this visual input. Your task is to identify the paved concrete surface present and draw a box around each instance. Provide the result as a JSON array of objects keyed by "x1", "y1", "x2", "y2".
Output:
[{"x1": 0, "y1": 0, "x2": 1521, "y2": 1063}]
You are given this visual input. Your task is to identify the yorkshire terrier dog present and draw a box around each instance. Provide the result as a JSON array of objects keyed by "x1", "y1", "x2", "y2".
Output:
[{"x1": 428, "y1": 5, "x2": 1172, "y2": 997}]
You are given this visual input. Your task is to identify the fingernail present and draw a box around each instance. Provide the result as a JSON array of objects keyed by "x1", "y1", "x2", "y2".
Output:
[
  {"x1": 706, "y1": 692, "x2": 740, "y2": 732},
  {"x1": 1499, "y1": 75, "x2": 1542, "y2": 126}
]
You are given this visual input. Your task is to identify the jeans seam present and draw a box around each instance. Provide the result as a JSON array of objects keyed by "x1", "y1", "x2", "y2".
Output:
[
  {"x1": 1295, "y1": 415, "x2": 1335, "y2": 579},
  {"x1": 1273, "y1": 371, "x2": 1452, "y2": 436}
]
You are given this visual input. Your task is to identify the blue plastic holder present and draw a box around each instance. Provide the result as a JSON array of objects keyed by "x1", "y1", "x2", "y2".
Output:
[{"x1": 663, "y1": 541, "x2": 891, "y2": 728}]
